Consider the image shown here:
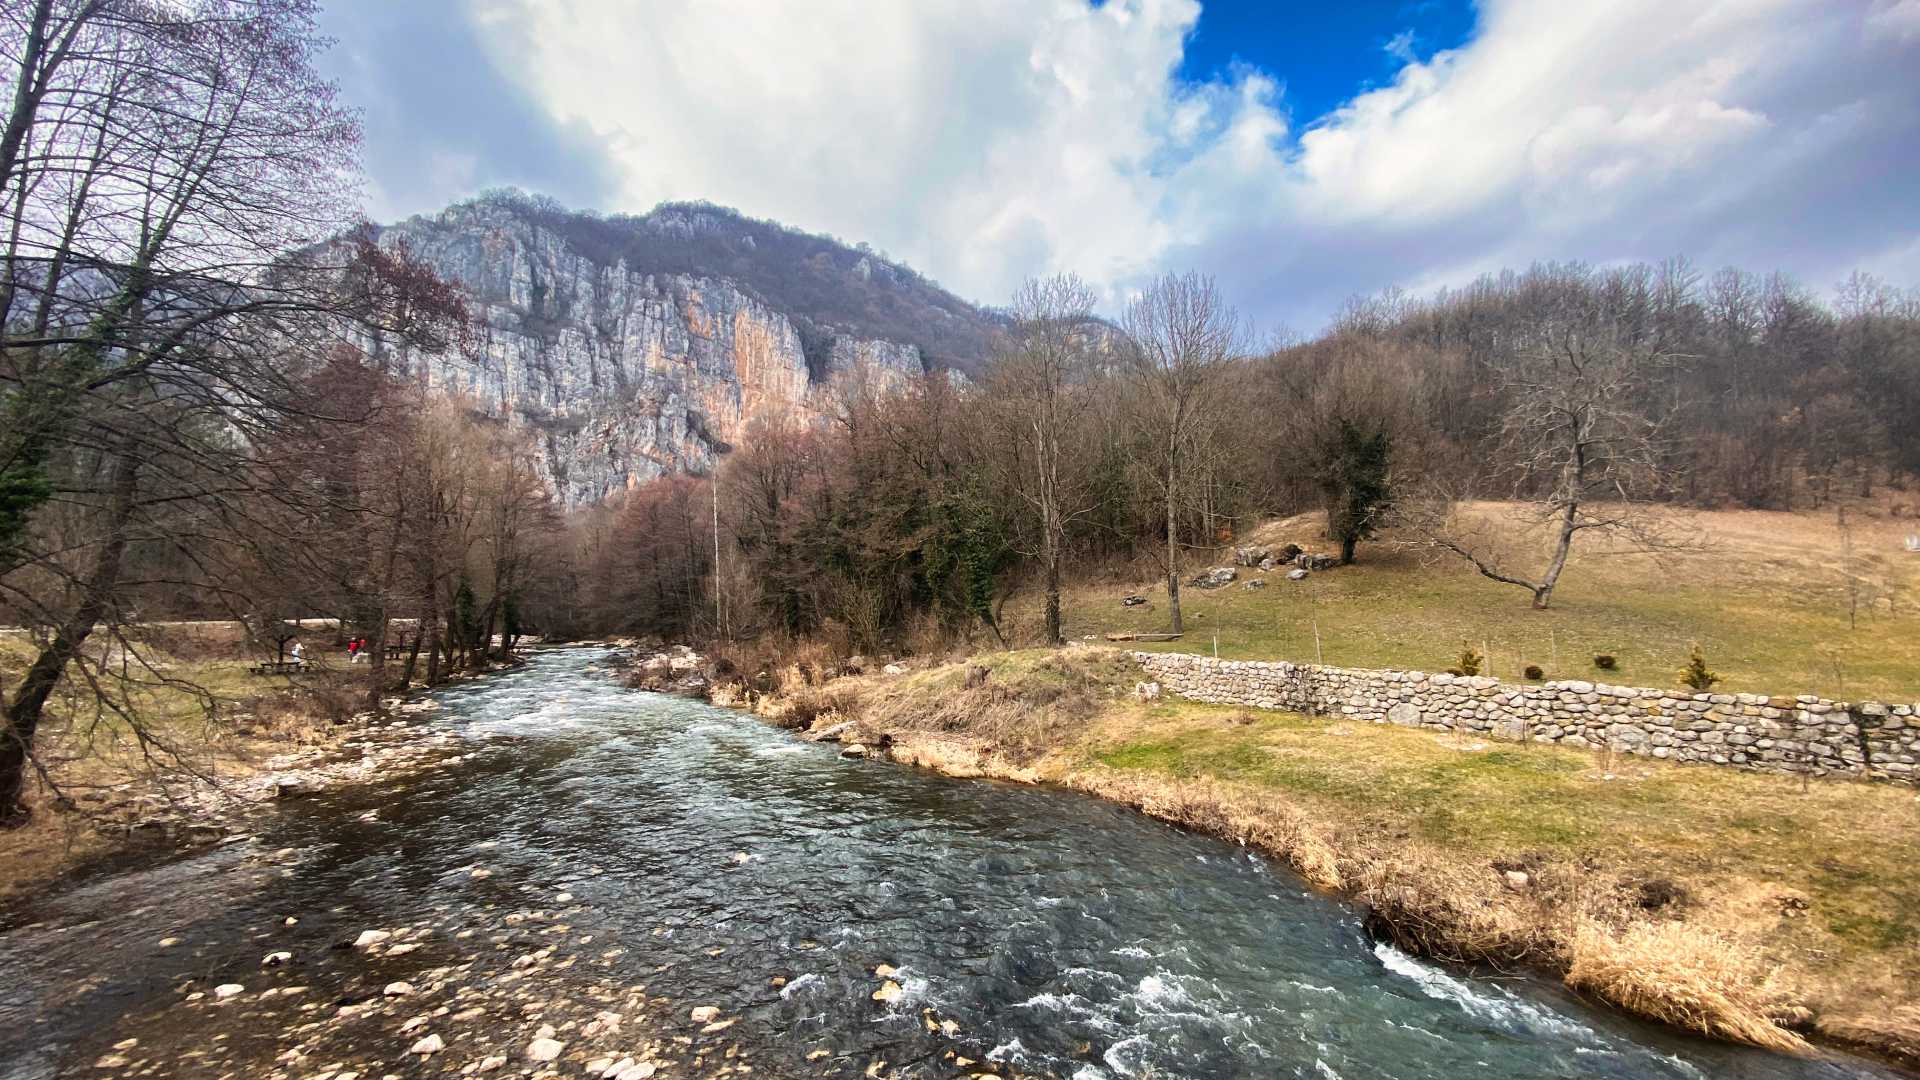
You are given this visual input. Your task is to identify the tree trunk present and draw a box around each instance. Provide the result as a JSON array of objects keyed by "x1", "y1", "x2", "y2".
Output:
[
  {"x1": 474, "y1": 600, "x2": 499, "y2": 669},
  {"x1": 1, "y1": 446, "x2": 137, "y2": 825},
  {"x1": 397, "y1": 619, "x2": 425, "y2": 689},
  {"x1": 1043, "y1": 542, "x2": 1063, "y2": 647},
  {"x1": 1165, "y1": 459, "x2": 1183, "y2": 635},
  {"x1": 1534, "y1": 501, "x2": 1579, "y2": 610},
  {"x1": 424, "y1": 608, "x2": 442, "y2": 686},
  {"x1": 1340, "y1": 532, "x2": 1358, "y2": 565}
]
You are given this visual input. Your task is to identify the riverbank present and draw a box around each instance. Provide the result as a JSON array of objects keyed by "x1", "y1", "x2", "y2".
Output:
[
  {"x1": 709, "y1": 645, "x2": 1920, "y2": 1068},
  {"x1": 0, "y1": 648, "x2": 521, "y2": 907}
]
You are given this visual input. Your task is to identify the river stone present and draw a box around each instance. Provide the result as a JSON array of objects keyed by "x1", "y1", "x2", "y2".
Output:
[
  {"x1": 527, "y1": 1037, "x2": 565, "y2": 1062},
  {"x1": 410, "y1": 1033, "x2": 444, "y2": 1055},
  {"x1": 840, "y1": 744, "x2": 869, "y2": 759},
  {"x1": 476, "y1": 1055, "x2": 507, "y2": 1072},
  {"x1": 261, "y1": 950, "x2": 292, "y2": 966},
  {"x1": 616, "y1": 1064, "x2": 657, "y2": 1080},
  {"x1": 213, "y1": 984, "x2": 245, "y2": 1000},
  {"x1": 383, "y1": 981, "x2": 414, "y2": 997},
  {"x1": 1387, "y1": 702, "x2": 1421, "y2": 726},
  {"x1": 689, "y1": 1006, "x2": 721, "y2": 1023},
  {"x1": 353, "y1": 929, "x2": 391, "y2": 949}
]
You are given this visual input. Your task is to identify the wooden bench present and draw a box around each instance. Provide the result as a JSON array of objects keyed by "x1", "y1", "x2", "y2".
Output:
[
  {"x1": 248, "y1": 660, "x2": 306, "y2": 676},
  {"x1": 384, "y1": 643, "x2": 410, "y2": 660}
]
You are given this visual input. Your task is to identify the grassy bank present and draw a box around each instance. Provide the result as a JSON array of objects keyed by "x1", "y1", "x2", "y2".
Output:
[
  {"x1": 720, "y1": 645, "x2": 1920, "y2": 1065},
  {"x1": 0, "y1": 632, "x2": 356, "y2": 903},
  {"x1": 1026, "y1": 504, "x2": 1920, "y2": 703}
]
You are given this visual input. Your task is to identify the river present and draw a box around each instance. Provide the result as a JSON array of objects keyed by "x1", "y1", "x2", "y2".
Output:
[{"x1": 0, "y1": 647, "x2": 1902, "y2": 1079}]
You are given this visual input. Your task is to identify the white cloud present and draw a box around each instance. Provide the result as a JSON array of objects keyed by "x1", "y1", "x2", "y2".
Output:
[{"x1": 472, "y1": 0, "x2": 1920, "y2": 330}]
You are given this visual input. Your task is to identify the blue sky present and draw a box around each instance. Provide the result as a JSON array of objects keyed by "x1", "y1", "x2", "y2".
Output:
[
  {"x1": 319, "y1": 0, "x2": 1920, "y2": 331},
  {"x1": 1176, "y1": 1, "x2": 1476, "y2": 123}
]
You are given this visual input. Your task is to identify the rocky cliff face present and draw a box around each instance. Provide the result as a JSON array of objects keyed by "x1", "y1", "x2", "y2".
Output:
[{"x1": 365, "y1": 195, "x2": 995, "y2": 506}]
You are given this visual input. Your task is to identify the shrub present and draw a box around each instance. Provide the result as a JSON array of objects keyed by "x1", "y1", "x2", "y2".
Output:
[
  {"x1": 1523, "y1": 664, "x2": 1545, "y2": 681},
  {"x1": 1594, "y1": 654, "x2": 1618, "y2": 670},
  {"x1": 1457, "y1": 645, "x2": 1484, "y2": 677},
  {"x1": 1678, "y1": 643, "x2": 1720, "y2": 691}
]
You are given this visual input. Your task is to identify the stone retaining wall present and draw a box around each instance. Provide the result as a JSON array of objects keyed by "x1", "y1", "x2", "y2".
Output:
[{"x1": 1131, "y1": 652, "x2": 1918, "y2": 784}]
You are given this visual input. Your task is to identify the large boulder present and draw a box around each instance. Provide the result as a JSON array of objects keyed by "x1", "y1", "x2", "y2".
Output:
[
  {"x1": 1190, "y1": 566, "x2": 1237, "y2": 589},
  {"x1": 1233, "y1": 545, "x2": 1270, "y2": 568},
  {"x1": 1295, "y1": 552, "x2": 1339, "y2": 571}
]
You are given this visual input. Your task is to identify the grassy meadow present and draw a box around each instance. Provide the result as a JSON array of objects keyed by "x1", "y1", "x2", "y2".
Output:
[{"x1": 1023, "y1": 503, "x2": 1920, "y2": 703}]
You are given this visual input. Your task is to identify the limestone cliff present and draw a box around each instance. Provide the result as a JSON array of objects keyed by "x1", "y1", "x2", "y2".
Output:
[{"x1": 364, "y1": 194, "x2": 998, "y2": 505}]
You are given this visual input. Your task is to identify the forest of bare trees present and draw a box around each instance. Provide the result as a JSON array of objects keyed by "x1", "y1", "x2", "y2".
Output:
[{"x1": 532, "y1": 259, "x2": 1920, "y2": 652}]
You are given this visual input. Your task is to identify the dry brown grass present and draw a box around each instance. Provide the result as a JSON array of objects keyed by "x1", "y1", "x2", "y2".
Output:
[
  {"x1": 723, "y1": 642, "x2": 1920, "y2": 1063},
  {"x1": 1033, "y1": 501, "x2": 1920, "y2": 701},
  {"x1": 1566, "y1": 922, "x2": 1807, "y2": 1054}
]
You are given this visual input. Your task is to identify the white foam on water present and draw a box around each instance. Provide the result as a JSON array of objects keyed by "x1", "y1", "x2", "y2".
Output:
[
  {"x1": 779, "y1": 972, "x2": 823, "y2": 999},
  {"x1": 753, "y1": 745, "x2": 807, "y2": 756},
  {"x1": 1014, "y1": 990, "x2": 1089, "y2": 1012},
  {"x1": 1132, "y1": 972, "x2": 1194, "y2": 1010},
  {"x1": 1109, "y1": 945, "x2": 1153, "y2": 960},
  {"x1": 1391, "y1": 1019, "x2": 1446, "y2": 1041},
  {"x1": 1314, "y1": 1058, "x2": 1343, "y2": 1080},
  {"x1": 987, "y1": 1036, "x2": 1034, "y2": 1067},
  {"x1": 1372, "y1": 943, "x2": 1601, "y2": 1043},
  {"x1": 1656, "y1": 1052, "x2": 1710, "y2": 1080},
  {"x1": 1100, "y1": 1034, "x2": 1152, "y2": 1076}
]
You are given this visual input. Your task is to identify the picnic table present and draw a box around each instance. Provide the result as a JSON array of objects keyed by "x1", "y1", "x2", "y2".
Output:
[{"x1": 248, "y1": 659, "x2": 306, "y2": 676}]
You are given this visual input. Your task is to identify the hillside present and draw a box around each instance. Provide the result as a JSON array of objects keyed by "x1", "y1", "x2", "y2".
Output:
[
  {"x1": 363, "y1": 192, "x2": 1006, "y2": 505},
  {"x1": 1040, "y1": 503, "x2": 1920, "y2": 702},
  {"x1": 486, "y1": 192, "x2": 1006, "y2": 377}
]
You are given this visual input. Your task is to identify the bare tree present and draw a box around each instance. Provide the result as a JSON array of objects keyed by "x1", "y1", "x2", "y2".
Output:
[
  {"x1": 0, "y1": 1, "x2": 461, "y2": 824},
  {"x1": 1408, "y1": 266, "x2": 1698, "y2": 609},
  {"x1": 987, "y1": 274, "x2": 1101, "y2": 646},
  {"x1": 1119, "y1": 272, "x2": 1241, "y2": 635}
]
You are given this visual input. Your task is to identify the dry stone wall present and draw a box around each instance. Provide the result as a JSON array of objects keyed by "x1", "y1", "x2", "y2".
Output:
[{"x1": 1132, "y1": 652, "x2": 1918, "y2": 784}]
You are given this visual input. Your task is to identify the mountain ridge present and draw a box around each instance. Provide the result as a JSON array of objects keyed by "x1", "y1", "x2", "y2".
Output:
[{"x1": 361, "y1": 191, "x2": 1006, "y2": 505}]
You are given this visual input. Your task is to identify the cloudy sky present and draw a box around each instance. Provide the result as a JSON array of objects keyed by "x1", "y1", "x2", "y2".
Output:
[{"x1": 320, "y1": 0, "x2": 1920, "y2": 333}]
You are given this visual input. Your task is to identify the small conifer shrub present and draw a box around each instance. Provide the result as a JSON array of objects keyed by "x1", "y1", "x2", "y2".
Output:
[
  {"x1": 1524, "y1": 664, "x2": 1545, "y2": 681},
  {"x1": 1594, "y1": 654, "x2": 1618, "y2": 671},
  {"x1": 1457, "y1": 645, "x2": 1484, "y2": 677},
  {"x1": 1678, "y1": 643, "x2": 1720, "y2": 692}
]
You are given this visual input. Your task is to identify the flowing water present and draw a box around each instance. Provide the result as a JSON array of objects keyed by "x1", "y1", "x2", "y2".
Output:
[{"x1": 0, "y1": 647, "x2": 1904, "y2": 1079}]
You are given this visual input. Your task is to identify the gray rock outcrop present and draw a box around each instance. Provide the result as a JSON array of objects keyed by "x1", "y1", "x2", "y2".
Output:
[{"x1": 360, "y1": 196, "x2": 995, "y2": 505}]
